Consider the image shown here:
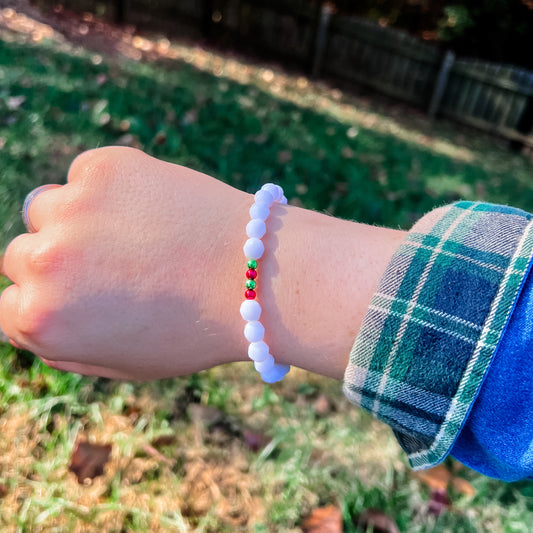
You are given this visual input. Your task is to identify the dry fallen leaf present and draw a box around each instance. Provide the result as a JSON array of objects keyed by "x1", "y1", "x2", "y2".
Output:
[
  {"x1": 242, "y1": 428, "x2": 270, "y2": 452},
  {"x1": 182, "y1": 108, "x2": 198, "y2": 125},
  {"x1": 277, "y1": 150, "x2": 292, "y2": 163},
  {"x1": 415, "y1": 465, "x2": 476, "y2": 497},
  {"x1": 356, "y1": 508, "x2": 399, "y2": 533},
  {"x1": 428, "y1": 488, "x2": 451, "y2": 516},
  {"x1": 0, "y1": 483, "x2": 8, "y2": 499},
  {"x1": 69, "y1": 440, "x2": 112, "y2": 483},
  {"x1": 301, "y1": 504, "x2": 343, "y2": 533},
  {"x1": 314, "y1": 393, "x2": 332, "y2": 416},
  {"x1": 151, "y1": 434, "x2": 176, "y2": 448}
]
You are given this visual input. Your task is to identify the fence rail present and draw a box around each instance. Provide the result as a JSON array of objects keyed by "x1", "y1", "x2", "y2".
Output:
[{"x1": 43, "y1": 0, "x2": 533, "y2": 147}]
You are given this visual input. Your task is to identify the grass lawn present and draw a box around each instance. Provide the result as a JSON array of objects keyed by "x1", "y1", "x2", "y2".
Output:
[{"x1": 1, "y1": 5, "x2": 533, "y2": 532}]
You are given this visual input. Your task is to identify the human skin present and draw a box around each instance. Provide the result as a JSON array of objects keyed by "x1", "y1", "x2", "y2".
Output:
[{"x1": 0, "y1": 147, "x2": 405, "y2": 381}]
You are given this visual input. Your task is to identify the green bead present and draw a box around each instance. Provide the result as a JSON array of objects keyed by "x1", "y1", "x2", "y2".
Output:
[
  {"x1": 246, "y1": 279, "x2": 257, "y2": 290},
  {"x1": 247, "y1": 259, "x2": 257, "y2": 269}
]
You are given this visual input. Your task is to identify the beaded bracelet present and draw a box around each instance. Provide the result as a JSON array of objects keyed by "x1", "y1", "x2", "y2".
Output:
[{"x1": 240, "y1": 184, "x2": 291, "y2": 383}]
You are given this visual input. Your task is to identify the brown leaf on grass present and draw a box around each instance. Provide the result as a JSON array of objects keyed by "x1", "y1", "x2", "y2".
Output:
[
  {"x1": 277, "y1": 150, "x2": 292, "y2": 163},
  {"x1": 182, "y1": 108, "x2": 198, "y2": 125},
  {"x1": 341, "y1": 146, "x2": 355, "y2": 158},
  {"x1": 69, "y1": 440, "x2": 112, "y2": 483},
  {"x1": 153, "y1": 130, "x2": 167, "y2": 145},
  {"x1": 188, "y1": 404, "x2": 269, "y2": 451},
  {"x1": 428, "y1": 488, "x2": 451, "y2": 517},
  {"x1": 115, "y1": 133, "x2": 141, "y2": 148},
  {"x1": 314, "y1": 393, "x2": 332, "y2": 416},
  {"x1": 301, "y1": 504, "x2": 342, "y2": 533},
  {"x1": 0, "y1": 483, "x2": 8, "y2": 499},
  {"x1": 415, "y1": 465, "x2": 476, "y2": 497},
  {"x1": 242, "y1": 428, "x2": 270, "y2": 452},
  {"x1": 356, "y1": 508, "x2": 399, "y2": 533},
  {"x1": 188, "y1": 404, "x2": 226, "y2": 426},
  {"x1": 124, "y1": 404, "x2": 142, "y2": 421},
  {"x1": 151, "y1": 434, "x2": 176, "y2": 448}
]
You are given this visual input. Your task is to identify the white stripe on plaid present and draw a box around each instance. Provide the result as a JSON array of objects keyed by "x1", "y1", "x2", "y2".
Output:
[
  {"x1": 374, "y1": 292, "x2": 484, "y2": 332},
  {"x1": 405, "y1": 238, "x2": 523, "y2": 275},
  {"x1": 368, "y1": 305, "x2": 481, "y2": 346},
  {"x1": 348, "y1": 366, "x2": 450, "y2": 416},
  {"x1": 371, "y1": 204, "x2": 477, "y2": 416}
]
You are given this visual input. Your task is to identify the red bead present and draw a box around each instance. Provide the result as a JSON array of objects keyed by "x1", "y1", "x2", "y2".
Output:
[
  {"x1": 245, "y1": 289, "x2": 256, "y2": 300},
  {"x1": 246, "y1": 269, "x2": 257, "y2": 280}
]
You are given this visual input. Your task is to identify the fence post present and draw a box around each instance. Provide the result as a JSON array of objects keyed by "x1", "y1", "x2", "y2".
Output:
[
  {"x1": 202, "y1": 0, "x2": 215, "y2": 40},
  {"x1": 510, "y1": 96, "x2": 533, "y2": 151},
  {"x1": 311, "y1": 3, "x2": 334, "y2": 78},
  {"x1": 114, "y1": 0, "x2": 128, "y2": 24},
  {"x1": 428, "y1": 50, "x2": 455, "y2": 117}
]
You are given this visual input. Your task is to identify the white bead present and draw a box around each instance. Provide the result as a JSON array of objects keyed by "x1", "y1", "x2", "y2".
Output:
[
  {"x1": 246, "y1": 218, "x2": 266, "y2": 239},
  {"x1": 243, "y1": 238, "x2": 264, "y2": 260},
  {"x1": 248, "y1": 341, "x2": 269, "y2": 361},
  {"x1": 274, "y1": 185, "x2": 284, "y2": 201},
  {"x1": 249, "y1": 202, "x2": 270, "y2": 221},
  {"x1": 254, "y1": 353, "x2": 275, "y2": 373},
  {"x1": 261, "y1": 183, "x2": 282, "y2": 201},
  {"x1": 240, "y1": 299, "x2": 262, "y2": 321},
  {"x1": 254, "y1": 189, "x2": 274, "y2": 207},
  {"x1": 261, "y1": 363, "x2": 291, "y2": 383},
  {"x1": 244, "y1": 320, "x2": 265, "y2": 343},
  {"x1": 280, "y1": 195, "x2": 288, "y2": 205}
]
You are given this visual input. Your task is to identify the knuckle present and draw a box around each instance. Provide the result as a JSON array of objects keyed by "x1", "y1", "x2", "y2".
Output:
[
  {"x1": 67, "y1": 146, "x2": 144, "y2": 184},
  {"x1": 18, "y1": 310, "x2": 51, "y2": 342},
  {"x1": 17, "y1": 289, "x2": 63, "y2": 347},
  {"x1": 26, "y1": 240, "x2": 65, "y2": 275}
]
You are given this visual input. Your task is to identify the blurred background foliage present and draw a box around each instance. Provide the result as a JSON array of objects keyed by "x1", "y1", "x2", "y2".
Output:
[{"x1": 333, "y1": 0, "x2": 533, "y2": 69}]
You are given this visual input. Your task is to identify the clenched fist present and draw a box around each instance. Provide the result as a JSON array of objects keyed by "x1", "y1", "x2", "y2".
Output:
[{"x1": 0, "y1": 147, "x2": 252, "y2": 379}]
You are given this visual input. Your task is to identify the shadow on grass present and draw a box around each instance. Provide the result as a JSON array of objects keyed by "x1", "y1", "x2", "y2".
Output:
[{"x1": 3, "y1": 31, "x2": 533, "y2": 251}]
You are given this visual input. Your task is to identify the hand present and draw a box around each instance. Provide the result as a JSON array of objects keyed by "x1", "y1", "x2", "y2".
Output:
[{"x1": 0, "y1": 147, "x2": 252, "y2": 379}]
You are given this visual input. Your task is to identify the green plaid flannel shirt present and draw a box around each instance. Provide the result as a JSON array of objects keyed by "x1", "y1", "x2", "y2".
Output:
[{"x1": 344, "y1": 201, "x2": 533, "y2": 470}]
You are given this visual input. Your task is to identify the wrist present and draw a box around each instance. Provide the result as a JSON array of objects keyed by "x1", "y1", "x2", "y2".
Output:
[
  {"x1": 197, "y1": 184, "x2": 405, "y2": 380},
  {"x1": 259, "y1": 204, "x2": 405, "y2": 379}
]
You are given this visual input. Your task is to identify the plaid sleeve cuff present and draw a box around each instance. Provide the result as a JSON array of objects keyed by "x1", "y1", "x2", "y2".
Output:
[{"x1": 343, "y1": 202, "x2": 533, "y2": 470}]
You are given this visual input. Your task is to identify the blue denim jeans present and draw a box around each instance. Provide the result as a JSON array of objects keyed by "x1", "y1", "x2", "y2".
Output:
[{"x1": 452, "y1": 264, "x2": 533, "y2": 481}]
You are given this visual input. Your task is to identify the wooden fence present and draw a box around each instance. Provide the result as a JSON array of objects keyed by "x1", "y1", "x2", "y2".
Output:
[{"x1": 45, "y1": 0, "x2": 533, "y2": 147}]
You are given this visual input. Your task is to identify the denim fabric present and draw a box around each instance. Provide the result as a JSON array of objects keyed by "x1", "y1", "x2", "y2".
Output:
[{"x1": 451, "y1": 264, "x2": 533, "y2": 481}]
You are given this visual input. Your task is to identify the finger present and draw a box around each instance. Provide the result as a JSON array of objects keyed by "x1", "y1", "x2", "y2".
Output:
[
  {"x1": 40, "y1": 357, "x2": 133, "y2": 380},
  {"x1": 22, "y1": 184, "x2": 63, "y2": 233},
  {"x1": 0, "y1": 284, "x2": 25, "y2": 348},
  {"x1": 0, "y1": 284, "x2": 46, "y2": 354},
  {"x1": 2, "y1": 233, "x2": 36, "y2": 284}
]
